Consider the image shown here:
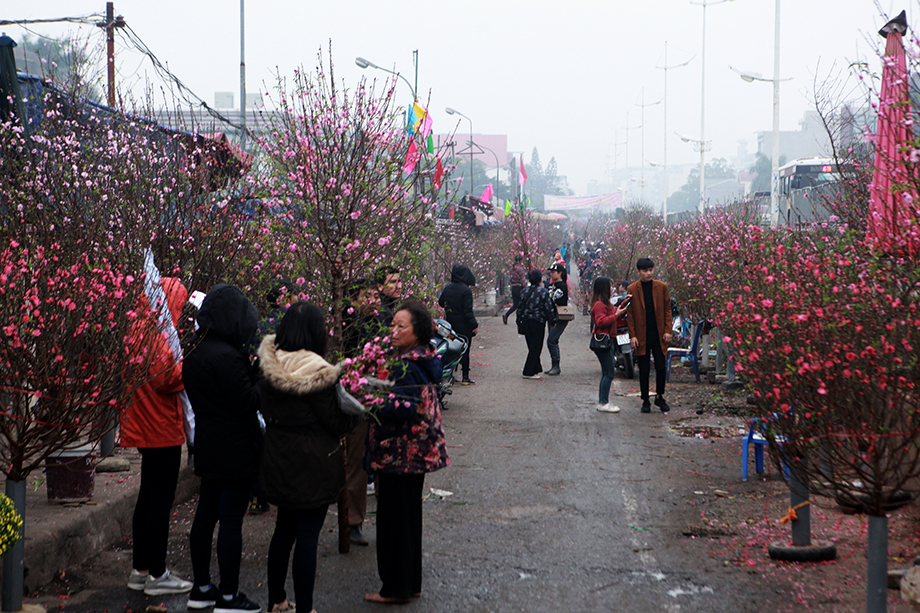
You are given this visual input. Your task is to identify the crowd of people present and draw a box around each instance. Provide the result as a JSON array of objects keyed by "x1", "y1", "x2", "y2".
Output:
[{"x1": 121, "y1": 250, "x2": 675, "y2": 612}]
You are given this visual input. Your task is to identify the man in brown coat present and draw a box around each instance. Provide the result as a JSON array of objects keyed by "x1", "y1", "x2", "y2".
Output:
[{"x1": 626, "y1": 258, "x2": 672, "y2": 413}]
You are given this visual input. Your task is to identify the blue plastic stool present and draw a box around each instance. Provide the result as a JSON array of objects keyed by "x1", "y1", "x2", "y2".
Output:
[{"x1": 742, "y1": 418, "x2": 789, "y2": 481}]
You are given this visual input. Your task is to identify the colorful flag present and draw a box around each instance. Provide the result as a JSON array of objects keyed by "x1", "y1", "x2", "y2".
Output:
[
  {"x1": 480, "y1": 183, "x2": 494, "y2": 203},
  {"x1": 403, "y1": 140, "x2": 419, "y2": 174},
  {"x1": 414, "y1": 103, "x2": 434, "y2": 138},
  {"x1": 504, "y1": 199, "x2": 512, "y2": 216},
  {"x1": 433, "y1": 158, "x2": 444, "y2": 189},
  {"x1": 427, "y1": 134, "x2": 434, "y2": 154},
  {"x1": 406, "y1": 105, "x2": 418, "y2": 135},
  {"x1": 519, "y1": 156, "x2": 528, "y2": 185}
]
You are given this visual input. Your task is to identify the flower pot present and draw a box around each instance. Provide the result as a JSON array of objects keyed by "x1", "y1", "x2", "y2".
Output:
[{"x1": 45, "y1": 444, "x2": 95, "y2": 504}]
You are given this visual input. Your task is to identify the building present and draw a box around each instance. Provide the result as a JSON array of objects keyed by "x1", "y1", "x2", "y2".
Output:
[{"x1": 756, "y1": 111, "x2": 831, "y2": 162}]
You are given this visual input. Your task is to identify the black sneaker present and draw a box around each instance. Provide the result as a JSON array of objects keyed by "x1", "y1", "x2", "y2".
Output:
[
  {"x1": 655, "y1": 397, "x2": 671, "y2": 413},
  {"x1": 641, "y1": 399, "x2": 651, "y2": 413},
  {"x1": 460, "y1": 378, "x2": 475, "y2": 385},
  {"x1": 188, "y1": 584, "x2": 220, "y2": 610},
  {"x1": 248, "y1": 496, "x2": 269, "y2": 515},
  {"x1": 214, "y1": 592, "x2": 262, "y2": 613}
]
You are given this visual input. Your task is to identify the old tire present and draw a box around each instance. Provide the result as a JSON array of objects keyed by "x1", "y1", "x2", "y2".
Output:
[
  {"x1": 767, "y1": 540, "x2": 837, "y2": 562},
  {"x1": 624, "y1": 353, "x2": 635, "y2": 379}
]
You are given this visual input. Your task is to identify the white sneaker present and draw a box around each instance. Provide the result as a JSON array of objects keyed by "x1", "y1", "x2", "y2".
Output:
[
  {"x1": 144, "y1": 569, "x2": 193, "y2": 596},
  {"x1": 522, "y1": 374, "x2": 542, "y2": 380},
  {"x1": 127, "y1": 569, "x2": 147, "y2": 591},
  {"x1": 597, "y1": 403, "x2": 621, "y2": 413}
]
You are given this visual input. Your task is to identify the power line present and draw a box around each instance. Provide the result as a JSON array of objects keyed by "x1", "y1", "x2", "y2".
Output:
[{"x1": 0, "y1": 15, "x2": 103, "y2": 27}]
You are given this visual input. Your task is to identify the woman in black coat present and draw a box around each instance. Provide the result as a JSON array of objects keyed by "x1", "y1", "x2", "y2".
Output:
[
  {"x1": 437, "y1": 264, "x2": 478, "y2": 384},
  {"x1": 516, "y1": 270, "x2": 557, "y2": 379},
  {"x1": 182, "y1": 284, "x2": 263, "y2": 612},
  {"x1": 258, "y1": 302, "x2": 361, "y2": 613}
]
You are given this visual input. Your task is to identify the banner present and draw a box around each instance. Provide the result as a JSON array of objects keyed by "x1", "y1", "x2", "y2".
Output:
[{"x1": 544, "y1": 193, "x2": 621, "y2": 211}]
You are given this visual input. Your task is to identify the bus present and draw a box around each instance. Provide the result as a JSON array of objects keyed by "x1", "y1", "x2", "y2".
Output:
[{"x1": 775, "y1": 157, "x2": 845, "y2": 226}]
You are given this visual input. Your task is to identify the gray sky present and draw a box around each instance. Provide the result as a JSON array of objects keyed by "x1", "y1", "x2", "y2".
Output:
[{"x1": 8, "y1": 0, "x2": 909, "y2": 196}]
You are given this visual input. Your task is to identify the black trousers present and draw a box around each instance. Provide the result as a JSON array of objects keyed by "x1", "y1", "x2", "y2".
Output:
[
  {"x1": 133, "y1": 445, "x2": 182, "y2": 577},
  {"x1": 267, "y1": 504, "x2": 328, "y2": 610},
  {"x1": 636, "y1": 342, "x2": 667, "y2": 400},
  {"x1": 189, "y1": 476, "x2": 254, "y2": 595},
  {"x1": 504, "y1": 285, "x2": 523, "y2": 318},
  {"x1": 521, "y1": 319, "x2": 545, "y2": 376},
  {"x1": 375, "y1": 472, "x2": 425, "y2": 599}
]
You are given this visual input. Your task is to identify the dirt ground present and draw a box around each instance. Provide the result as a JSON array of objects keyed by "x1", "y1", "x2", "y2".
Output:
[{"x1": 661, "y1": 362, "x2": 920, "y2": 612}]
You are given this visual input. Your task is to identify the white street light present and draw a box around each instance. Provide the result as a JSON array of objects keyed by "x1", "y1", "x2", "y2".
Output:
[
  {"x1": 636, "y1": 87, "x2": 663, "y2": 205},
  {"x1": 728, "y1": 0, "x2": 786, "y2": 226},
  {"x1": 355, "y1": 56, "x2": 418, "y2": 100},
  {"x1": 690, "y1": 0, "x2": 734, "y2": 214},
  {"x1": 656, "y1": 42, "x2": 694, "y2": 224},
  {"x1": 446, "y1": 107, "x2": 474, "y2": 195}
]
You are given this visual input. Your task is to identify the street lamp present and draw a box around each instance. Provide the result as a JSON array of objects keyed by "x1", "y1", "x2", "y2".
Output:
[
  {"x1": 622, "y1": 110, "x2": 645, "y2": 202},
  {"x1": 677, "y1": 133, "x2": 711, "y2": 213},
  {"x1": 656, "y1": 41, "x2": 694, "y2": 224},
  {"x1": 690, "y1": 0, "x2": 734, "y2": 214},
  {"x1": 471, "y1": 140, "x2": 500, "y2": 196},
  {"x1": 355, "y1": 55, "x2": 418, "y2": 100},
  {"x1": 729, "y1": 0, "x2": 787, "y2": 226},
  {"x1": 446, "y1": 107, "x2": 474, "y2": 195},
  {"x1": 636, "y1": 87, "x2": 663, "y2": 204}
]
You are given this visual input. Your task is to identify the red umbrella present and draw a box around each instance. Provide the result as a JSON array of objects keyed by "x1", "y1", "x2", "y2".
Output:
[{"x1": 866, "y1": 10, "x2": 919, "y2": 257}]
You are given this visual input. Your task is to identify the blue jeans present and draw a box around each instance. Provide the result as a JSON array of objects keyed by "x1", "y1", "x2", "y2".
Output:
[
  {"x1": 593, "y1": 347, "x2": 616, "y2": 404},
  {"x1": 546, "y1": 320, "x2": 568, "y2": 367}
]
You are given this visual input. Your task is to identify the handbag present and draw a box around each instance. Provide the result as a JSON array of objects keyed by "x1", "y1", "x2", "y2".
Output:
[
  {"x1": 556, "y1": 305, "x2": 575, "y2": 321},
  {"x1": 589, "y1": 332, "x2": 612, "y2": 351}
]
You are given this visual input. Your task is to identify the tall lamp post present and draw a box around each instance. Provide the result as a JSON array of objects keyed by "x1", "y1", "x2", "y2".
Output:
[
  {"x1": 446, "y1": 107, "x2": 474, "y2": 196},
  {"x1": 729, "y1": 0, "x2": 786, "y2": 226},
  {"x1": 636, "y1": 87, "x2": 662, "y2": 204},
  {"x1": 690, "y1": 0, "x2": 734, "y2": 214},
  {"x1": 355, "y1": 55, "x2": 418, "y2": 100},
  {"x1": 472, "y1": 140, "x2": 501, "y2": 195},
  {"x1": 656, "y1": 42, "x2": 694, "y2": 224}
]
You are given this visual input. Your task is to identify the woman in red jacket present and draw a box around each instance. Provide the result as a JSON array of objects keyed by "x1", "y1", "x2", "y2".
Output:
[
  {"x1": 122, "y1": 277, "x2": 193, "y2": 596},
  {"x1": 590, "y1": 277, "x2": 628, "y2": 414}
]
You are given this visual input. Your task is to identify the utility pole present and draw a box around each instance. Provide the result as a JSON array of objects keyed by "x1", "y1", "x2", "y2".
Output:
[
  {"x1": 95, "y1": 2, "x2": 124, "y2": 108},
  {"x1": 240, "y1": 0, "x2": 246, "y2": 144}
]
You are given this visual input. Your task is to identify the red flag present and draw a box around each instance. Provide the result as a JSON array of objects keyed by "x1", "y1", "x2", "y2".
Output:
[
  {"x1": 519, "y1": 156, "x2": 528, "y2": 185},
  {"x1": 433, "y1": 158, "x2": 444, "y2": 189},
  {"x1": 403, "y1": 140, "x2": 419, "y2": 175}
]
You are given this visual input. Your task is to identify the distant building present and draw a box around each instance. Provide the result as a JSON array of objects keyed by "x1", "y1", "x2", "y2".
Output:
[{"x1": 756, "y1": 111, "x2": 831, "y2": 162}]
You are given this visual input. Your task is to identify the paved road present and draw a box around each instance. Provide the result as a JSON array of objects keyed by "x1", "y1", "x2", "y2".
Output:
[{"x1": 35, "y1": 311, "x2": 782, "y2": 612}]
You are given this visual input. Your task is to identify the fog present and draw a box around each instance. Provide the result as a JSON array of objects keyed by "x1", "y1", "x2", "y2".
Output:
[{"x1": 8, "y1": 0, "x2": 909, "y2": 199}]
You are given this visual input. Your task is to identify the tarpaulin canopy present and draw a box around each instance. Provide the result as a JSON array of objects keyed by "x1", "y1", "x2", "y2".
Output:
[{"x1": 544, "y1": 193, "x2": 621, "y2": 211}]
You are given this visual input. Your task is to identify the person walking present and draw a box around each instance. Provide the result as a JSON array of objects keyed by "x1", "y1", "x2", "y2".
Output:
[
  {"x1": 258, "y1": 301, "x2": 361, "y2": 613},
  {"x1": 502, "y1": 255, "x2": 526, "y2": 325},
  {"x1": 182, "y1": 284, "x2": 263, "y2": 613},
  {"x1": 516, "y1": 269, "x2": 557, "y2": 380},
  {"x1": 438, "y1": 264, "x2": 478, "y2": 385},
  {"x1": 590, "y1": 278, "x2": 629, "y2": 413},
  {"x1": 123, "y1": 277, "x2": 193, "y2": 596},
  {"x1": 545, "y1": 263, "x2": 569, "y2": 376},
  {"x1": 365, "y1": 300, "x2": 449, "y2": 605},
  {"x1": 341, "y1": 279, "x2": 386, "y2": 546},
  {"x1": 626, "y1": 258, "x2": 672, "y2": 413}
]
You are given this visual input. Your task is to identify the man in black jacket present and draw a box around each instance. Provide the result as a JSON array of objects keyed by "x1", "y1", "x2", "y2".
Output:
[{"x1": 438, "y1": 264, "x2": 479, "y2": 385}]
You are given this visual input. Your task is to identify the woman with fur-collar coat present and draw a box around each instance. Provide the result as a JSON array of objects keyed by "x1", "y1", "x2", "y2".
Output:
[{"x1": 257, "y1": 302, "x2": 360, "y2": 613}]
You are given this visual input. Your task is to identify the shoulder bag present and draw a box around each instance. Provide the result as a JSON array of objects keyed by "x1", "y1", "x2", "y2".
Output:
[
  {"x1": 556, "y1": 305, "x2": 575, "y2": 321},
  {"x1": 589, "y1": 332, "x2": 611, "y2": 351}
]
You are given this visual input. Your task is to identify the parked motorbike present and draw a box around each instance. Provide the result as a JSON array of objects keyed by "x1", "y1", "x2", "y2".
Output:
[
  {"x1": 431, "y1": 318, "x2": 469, "y2": 408},
  {"x1": 611, "y1": 295, "x2": 634, "y2": 378}
]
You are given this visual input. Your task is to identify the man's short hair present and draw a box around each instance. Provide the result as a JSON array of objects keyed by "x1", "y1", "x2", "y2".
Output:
[
  {"x1": 636, "y1": 257, "x2": 655, "y2": 271},
  {"x1": 375, "y1": 266, "x2": 399, "y2": 285}
]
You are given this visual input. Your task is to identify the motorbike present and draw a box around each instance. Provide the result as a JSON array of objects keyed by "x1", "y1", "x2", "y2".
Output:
[
  {"x1": 611, "y1": 295, "x2": 635, "y2": 378},
  {"x1": 431, "y1": 318, "x2": 469, "y2": 408}
]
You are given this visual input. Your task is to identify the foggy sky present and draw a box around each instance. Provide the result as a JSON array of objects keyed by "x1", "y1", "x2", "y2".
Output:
[{"x1": 8, "y1": 0, "x2": 908, "y2": 197}]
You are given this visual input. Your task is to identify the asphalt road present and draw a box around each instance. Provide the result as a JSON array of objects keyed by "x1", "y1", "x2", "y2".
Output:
[{"x1": 34, "y1": 311, "x2": 786, "y2": 613}]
